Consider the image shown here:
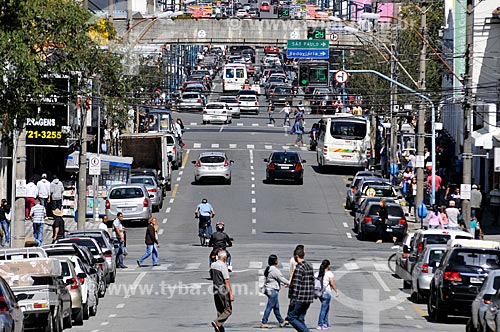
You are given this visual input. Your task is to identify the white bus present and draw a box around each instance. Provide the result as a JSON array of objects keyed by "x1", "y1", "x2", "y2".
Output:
[
  {"x1": 316, "y1": 114, "x2": 370, "y2": 170},
  {"x1": 222, "y1": 63, "x2": 247, "y2": 93}
]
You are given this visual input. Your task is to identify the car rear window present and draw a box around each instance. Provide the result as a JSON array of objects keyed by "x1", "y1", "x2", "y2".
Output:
[
  {"x1": 364, "y1": 186, "x2": 395, "y2": 197},
  {"x1": 239, "y1": 96, "x2": 256, "y2": 101},
  {"x1": 271, "y1": 153, "x2": 299, "y2": 163},
  {"x1": 130, "y1": 178, "x2": 156, "y2": 186},
  {"x1": 109, "y1": 187, "x2": 144, "y2": 199},
  {"x1": 166, "y1": 136, "x2": 175, "y2": 144},
  {"x1": 69, "y1": 234, "x2": 106, "y2": 249},
  {"x1": 450, "y1": 251, "x2": 500, "y2": 269},
  {"x1": 423, "y1": 234, "x2": 451, "y2": 245},
  {"x1": 200, "y1": 156, "x2": 225, "y2": 163},
  {"x1": 368, "y1": 205, "x2": 403, "y2": 216},
  {"x1": 60, "y1": 239, "x2": 99, "y2": 255},
  {"x1": 207, "y1": 104, "x2": 224, "y2": 109},
  {"x1": 428, "y1": 249, "x2": 445, "y2": 267},
  {"x1": 183, "y1": 93, "x2": 199, "y2": 99},
  {"x1": 219, "y1": 97, "x2": 237, "y2": 103}
]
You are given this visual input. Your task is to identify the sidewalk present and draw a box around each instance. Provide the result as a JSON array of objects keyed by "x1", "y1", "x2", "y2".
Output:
[{"x1": 23, "y1": 217, "x2": 100, "y2": 246}]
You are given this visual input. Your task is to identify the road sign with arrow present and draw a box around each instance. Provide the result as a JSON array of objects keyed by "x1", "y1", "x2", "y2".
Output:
[{"x1": 286, "y1": 39, "x2": 329, "y2": 59}]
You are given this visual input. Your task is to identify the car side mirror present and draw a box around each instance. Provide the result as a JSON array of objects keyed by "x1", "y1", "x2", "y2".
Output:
[
  {"x1": 263, "y1": 158, "x2": 268, "y2": 162},
  {"x1": 346, "y1": 184, "x2": 351, "y2": 188},
  {"x1": 405, "y1": 213, "x2": 409, "y2": 217},
  {"x1": 66, "y1": 279, "x2": 75, "y2": 285}
]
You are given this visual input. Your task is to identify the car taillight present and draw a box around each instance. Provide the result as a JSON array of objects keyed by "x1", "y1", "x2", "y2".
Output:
[
  {"x1": 104, "y1": 253, "x2": 112, "y2": 259},
  {"x1": 197, "y1": 99, "x2": 202, "y2": 103},
  {"x1": 105, "y1": 199, "x2": 110, "y2": 209},
  {"x1": 0, "y1": 296, "x2": 6, "y2": 312},
  {"x1": 79, "y1": 277, "x2": 85, "y2": 285},
  {"x1": 443, "y1": 271, "x2": 462, "y2": 282},
  {"x1": 222, "y1": 110, "x2": 227, "y2": 114},
  {"x1": 399, "y1": 219, "x2": 406, "y2": 225},
  {"x1": 202, "y1": 110, "x2": 207, "y2": 114},
  {"x1": 255, "y1": 101, "x2": 258, "y2": 106},
  {"x1": 268, "y1": 162, "x2": 275, "y2": 170},
  {"x1": 98, "y1": 263, "x2": 104, "y2": 269},
  {"x1": 295, "y1": 163, "x2": 303, "y2": 171},
  {"x1": 364, "y1": 216, "x2": 372, "y2": 223},
  {"x1": 172, "y1": 146, "x2": 176, "y2": 153},
  {"x1": 196, "y1": 160, "x2": 201, "y2": 167},
  {"x1": 70, "y1": 278, "x2": 79, "y2": 290},
  {"x1": 421, "y1": 263, "x2": 429, "y2": 273},
  {"x1": 323, "y1": 146, "x2": 328, "y2": 153},
  {"x1": 33, "y1": 303, "x2": 47, "y2": 309},
  {"x1": 148, "y1": 188, "x2": 157, "y2": 193},
  {"x1": 143, "y1": 198, "x2": 149, "y2": 207}
]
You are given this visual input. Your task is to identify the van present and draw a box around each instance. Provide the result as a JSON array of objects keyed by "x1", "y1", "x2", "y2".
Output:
[
  {"x1": 223, "y1": 63, "x2": 248, "y2": 93},
  {"x1": 448, "y1": 239, "x2": 500, "y2": 249}
]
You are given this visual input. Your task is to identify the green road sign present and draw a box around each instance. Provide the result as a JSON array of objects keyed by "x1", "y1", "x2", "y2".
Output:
[{"x1": 287, "y1": 40, "x2": 329, "y2": 49}]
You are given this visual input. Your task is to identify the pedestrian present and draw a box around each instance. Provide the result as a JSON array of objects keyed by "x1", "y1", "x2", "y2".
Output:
[
  {"x1": 50, "y1": 175, "x2": 65, "y2": 212},
  {"x1": 261, "y1": 254, "x2": 289, "y2": 329},
  {"x1": 98, "y1": 215, "x2": 110, "y2": 235},
  {"x1": 450, "y1": 187, "x2": 461, "y2": 208},
  {"x1": 280, "y1": 102, "x2": 292, "y2": 126},
  {"x1": 25, "y1": 177, "x2": 38, "y2": 220},
  {"x1": 175, "y1": 119, "x2": 185, "y2": 147},
  {"x1": 439, "y1": 205, "x2": 449, "y2": 229},
  {"x1": 37, "y1": 173, "x2": 51, "y2": 208},
  {"x1": 137, "y1": 217, "x2": 160, "y2": 267},
  {"x1": 287, "y1": 245, "x2": 314, "y2": 332},
  {"x1": 267, "y1": 101, "x2": 276, "y2": 125},
  {"x1": 426, "y1": 171, "x2": 443, "y2": 206},
  {"x1": 407, "y1": 177, "x2": 417, "y2": 216},
  {"x1": 380, "y1": 143, "x2": 388, "y2": 178},
  {"x1": 100, "y1": 138, "x2": 108, "y2": 154},
  {"x1": 471, "y1": 184, "x2": 483, "y2": 222},
  {"x1": 426, "y1": 206, "x2": 443, "y2": 229},
  {"x1": 315, "y1": 259, "x2": 339, "y2": 330},
  {"x1": 375, "y1": 200, "x2": 388, "y2": 244},
  {"x1": 29, "y1": 198, "x2": 46, "y2": 246},
  {"x1": 309, "y1": 123, "x2": 319, "y2": 151},
  {"x1": 112, "y1": 212, "x2": 127, "y2": 268},
  {"x1": 284, "y1": 245, "x2": 305, "y2": 327},
  {"x1": 293, "y1": 118, "x2": 305, "y2": 147},
  {"x1": 210, "y1": 249, "x2": 234, "y2": 332},
  {"x1": 0, "y1": 199, "x2": 9, "y2": 246},
  {"x1": 52, "y1": 208, "x2": 65, "y2": 243},
  {"x1": 445, "y1": 200, "x2": 461, "y2": 230}
]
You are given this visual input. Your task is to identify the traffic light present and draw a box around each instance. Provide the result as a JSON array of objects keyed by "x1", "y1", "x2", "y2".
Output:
[
  {"x1": 307, "y1": 27, "x2": 325, "y2": 40},
  {"x1": 299, "y1": 64, "x2": 310, "y2": 86}
]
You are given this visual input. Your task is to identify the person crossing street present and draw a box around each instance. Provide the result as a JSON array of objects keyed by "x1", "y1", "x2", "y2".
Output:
[{"x1": 137, "y1": 217, "x2": 160, "y2": 267}]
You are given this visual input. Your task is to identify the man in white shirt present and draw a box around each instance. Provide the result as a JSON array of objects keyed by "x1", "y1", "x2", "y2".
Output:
[
  {"x1": 98, "y1": 215, "x2": 111, "y2": 236},
  {"x1": 279, "y1": 102, "x2": 292, "y2": 126},
  {"x1": 445, "y1": 200, "x2": 461, "y2": 230},
  {"x1": 25, "y1": 178, "x2": 38, "y2": 220},
  {"x1": 36, "y1": 174, "x2": 51, "y2": 208}
]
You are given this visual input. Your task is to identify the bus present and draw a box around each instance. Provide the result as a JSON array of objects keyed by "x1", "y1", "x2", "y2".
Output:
[
  {"x1": 316, "y1": 114, "x2": 370, "y2": 170},
  {"x1": 222, "y1": 63, "x2": 248, "y2": 93}
]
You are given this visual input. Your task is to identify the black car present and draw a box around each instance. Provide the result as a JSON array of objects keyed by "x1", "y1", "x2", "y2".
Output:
[
  {"x1": 310, "y1": 93, "x2": 337, "y2": 114},
  {"x1": 270, "y1": 86, "x2": 293, "y2": 105},
  {"x1": 264, "y1": 151, "x2": 306, "y2": 185},
  {"x1": 428, "y1": 241, "x2": 500, "y2": 322},
  {"x1": 356, "y1": 202, "x2": 407, "y2": 242}
]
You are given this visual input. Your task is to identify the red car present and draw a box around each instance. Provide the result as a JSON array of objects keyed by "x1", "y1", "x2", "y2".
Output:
[
  {"x1": 260, "y1": 2, "x2": 270, "y2": 11},
  {"x1": 264, "y1": 45, "x2": 279, "y2": 54}
]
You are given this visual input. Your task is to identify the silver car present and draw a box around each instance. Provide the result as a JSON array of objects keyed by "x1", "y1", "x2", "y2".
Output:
[
  {"x1": 105, "y1": 184, "x2": 152, "y2": 223},
  {"x1": 217, "y1": 95, "x2": 241, "y2": 118},
  {"x1": 192, "y1": 151, "x2": 233, "y2": 185},
  {"x1": 178, "y1": 92, "x2": 205, "y2": 112},
  {"x1": 470, "y1": 270, "x2": 500, "y2": 332},
  {"x1": 130, "y1": 176, "x2": 162, "y2": 212},
  {"x1": 410, "y1": 244, "x2": 447, "y2": 303}
]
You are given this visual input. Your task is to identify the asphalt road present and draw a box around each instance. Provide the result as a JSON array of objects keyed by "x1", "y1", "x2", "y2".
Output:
[{"x1": 72, "y1": 71, "x2": 466, "y2": 332}]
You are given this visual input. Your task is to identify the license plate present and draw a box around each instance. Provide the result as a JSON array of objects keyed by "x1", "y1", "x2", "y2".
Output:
[
  {"x1": 386, "y1": 228, "x2": 393, "y2": 233},
  {"x1": 341, "y1": 155, "x2": 352, "y2": 159},
  {"x1": 470, "y1": 277, "x2": 483, "y2": 284},
  {"x1": 121, "y1": 208, "x2": 133, "y2": 212},
  {"x1": 280, "y1": 166, "x2": 290, "y2": 169}
]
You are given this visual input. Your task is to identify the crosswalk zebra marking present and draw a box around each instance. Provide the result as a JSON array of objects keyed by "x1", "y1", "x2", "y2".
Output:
[
  {"x1": 373, "y1": 263, "x2": 391, "y2": 272},
  {"x1": 229, "y1": 144, "x2": 237, "y2": 149},
  {"x1": 237, "y1": 123, "x2": 244, "y2": 126},
  {"x1": 247, "y1": 144, "x2": 255, "y2": 149},
  {"x1": 265, "y1": 145, "x2": 272, "y2": 150},
  {"x1": 252, "y1": 123, "x2": 259, "y2": 127},
  {"x1": 193, "y1": 143, "x2": 201, "y2": 148},
  {"x1": 344, "y1": 262, "x2": 360, "y2": 271},
  {"x1": 185, "y1": 263, "x2": 201, "y2": 270},
  {"x1": 249, "y1": 261, "x2": 263, "y2": 269},
  {"x1": 190, "y1": 122, "x2": 197, "y2": 126},
  {"x1": 211, "y1": 143, "x2": 219, "y2": 148}
]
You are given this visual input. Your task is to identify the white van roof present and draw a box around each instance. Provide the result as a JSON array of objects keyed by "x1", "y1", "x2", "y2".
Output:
[
  {"x1": 448, "y1": 239, "x2": 500, "y2": 249},
  {"x1": 415, "y1": 228, "x2": 473, "y2": 238}
]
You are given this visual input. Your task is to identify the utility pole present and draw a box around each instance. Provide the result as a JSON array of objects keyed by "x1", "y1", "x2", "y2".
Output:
[
  {"x1": 77, "y1": 98, "x2": 88, "y2": 231},
  {"x1": 415, "y1": 3, "x2": 427, "y2": 215},
  {"x1": 462, "y1": 0, "x2": 474, "y2": 226},
  {"x1": 108, "y1": 0, "x2": 114, "y2": 23},
  {"x1": 390, "y1": 38, "x2": 399, "y2": 185},
  {"x1": 12, "y1": 130, "x2": 26, "y2": 248},
  {"x1": 82, "y1": 0, "x2": 88, "y2": 10}
]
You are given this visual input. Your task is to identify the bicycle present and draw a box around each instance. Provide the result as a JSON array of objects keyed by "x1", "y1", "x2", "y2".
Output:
[
  {"x1": 387, "y1": 245, "x2": 399, "y2": 274},
  {"x1": 195, "y1": 214, "x2": 213, "y2": 247}
]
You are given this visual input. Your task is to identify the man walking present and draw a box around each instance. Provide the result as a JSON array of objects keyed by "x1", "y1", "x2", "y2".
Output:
[
  {"x1": 280, "y1": 102, "x2": 292, "y2": 126},
  {"x1": 267, "y1": 101, "x2": 276, "y2": 125},
  {"x1": 30, "y1": 198, "x2": 46, "y2": 246},
  {"x1": 50, "y1": 175, "x2": 65, "y2": 211},
  {"x1": 37, "y1": 174, "x2": 51, "y2": 208},
  {"x1": 471, "y1": 184, "x2": 483, "y2": 221},
  {"x1": 98, "y1": 215, "x2": 110, "y2": 235},
  {"x1": 0, "y1": 199, "x2": 9, "y2": 246},
  {"x1": 288, "y1": 246, "x2": 314, "y2": 332},
  {"x1": 210, "y1": 249, "x2": 234, "y2": 332},
  {"x1": 293, "y1": 119, "x2": 305, "y2": 147},
  {"x1": 25, "y1": 178, "x2": 38, "y2": 220},
  {"x1": 137, "y1": 217, "x2": 160, "y2": 267},
  {"x1": 113, "y1": 212, "x2": 127, "y2": 268}
]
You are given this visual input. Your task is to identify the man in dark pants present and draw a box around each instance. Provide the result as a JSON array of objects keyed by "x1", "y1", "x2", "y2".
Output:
[
  {"x1": 210, "y1": 250, "x2": 234, "y2": 332},
  {"x1": 287, "y1": 246, "x2": 314, "y2": 332}
]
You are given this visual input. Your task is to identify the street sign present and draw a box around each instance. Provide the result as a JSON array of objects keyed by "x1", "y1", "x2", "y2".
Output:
[
  {"x1": 330, "y1": 32, "x2": 339, "y2": 42},
  {"x1": 286, "y1": 49, "x2": 329, "y2": 59},
  {"x1": 287, "y1": 40, "x2": 329, "y2": 49},
  {"x1": 16, "y1": 179, "x2": 27, "y2": 197},
  {"x1": 334, "y1": 70, "x2": 349, "y2": 84},
  {"x1": 89, "y1": 155, "x2": 101, "y2": 175}
]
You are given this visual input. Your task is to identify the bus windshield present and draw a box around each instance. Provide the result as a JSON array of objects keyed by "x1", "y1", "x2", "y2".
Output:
[{"x1": 330, "y1": 120, "x2": 366, "y2": 139}]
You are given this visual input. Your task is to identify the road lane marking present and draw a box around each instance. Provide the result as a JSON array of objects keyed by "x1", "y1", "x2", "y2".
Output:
[
  {"x1": 162, "y1": 218, "x2": 168, "y2": 224},
  {"x1": 252, "y1": 207, "x2": 256, "y2": 213},
  {"x1": 181, "y1": 150, "x2": 190, "y2": 168},
  {"x1": 265, "y1": 145, "x2": 272, "y2": 149},
  {"x1": 414, "y1": 325, "x2": 423, "y2": 329},
  {"x1": 251, "y1": 177, "x2": 255, "y2": 181},
  {"x1": 185, "y1": 263, "x2": 201, "y2": 270},
  {"x1": 219, "y1": 126, "x2": 224, "y2": 133},
  {"x1": 229, "y1": 144, "x2": 237, "y2": 149},
  {"x1": 169, "y1": 198, "x2": 174, "y2": 204},
  {"x1": 250, "y1": 165, "x2": 254, "y2": 170},
  {"x1": 374, "y1": 263, "x2": 391, "y2": 272},
  {"x1": 252, "y1": 229, "x2": 256, "y2": 234},
  {"x1": 397, "y1": 306, "x2": 404, "y2": 311},
  {"x1": 390, "y1": 296, "x2": 396, "y2": 301},
  {"x1": 251, "y1": 198, "x2": 256, "y2": 203},
  {"x1": 116, "y1": 303, "x2": 125, "y2": 309},
  {"x1": 166, "y1": 207, "x2": 171, "y2": 213},
  {"x1": 251, "y1": 190, "x2": 255, "y2": 195},
  {"x1": 404, "y1": 315, "x2": 414, "y2": 320},
  {"x1": 312, "y1": 263, "x2": 320, "y2": 269},
  {"x1": 281, "y1": 262, "x2": 289, "y2": 270},
  {"x1": 237, "y1": 123, "x2": 243, "y2": 126},
  {"x1": 412, "y1": 304, "x2": 427, "y2": 317},
  {"x1": 252, "y1": 123, "x2": 259, "y2": 127},
  {"x1": 172, "y1": 184, "x2": 179, "y2": 198},
  {"x1": 267, "y1": 124, "x2": 274, "y2": 127},
  {"x1": 193, "y1": 143, "x2": 201, "y2": 148},
  {"x1": 259, "y1": 302, "x2": 266, "y2": 306},
  {"x1": 108, "y1": 314, "x2": 117, "y2": 318},
  {"x1": 176, "y1": 177, "x2": 181, "y2": 182},
  {"x1": 342, "y1": 222, "x2": 348, "y2": 228},
  {"x1": 251, "y1": 184, "x2": 255, "y2": 188},
  {"x1": 101, "y1": 322, "x2": 109, "y2": 326},
  {"x1": 211, "y1": 143, "x2": 220, "y2": 148},
  {"x1": 190, "y1": 122, "x2": 197, "y2": 126},
  {"x1": 373, "y1": 272, "x2": 391, "y2": 292},
  {"x1": 249, "y1": 261, "x2": 263, "y2": 269},
  {"x1": 252, "y1": 219, "x2": 256, "y2": 224},
  {"x1": 158, "y1": 229, "x2": 164, "y2": 235},
  {"x1": 251, "y1": 171, "x2": 255, "y2": 175},
  {"x1": 124, "y1": 272, "x2": 147, "y2": 299},
  {"x1": 346, "y1": 232, "x2": 352, "y2": 239},
  {"x1": 179, "y1": 171, "x2": 183, "y2": 175},
  {"x1": 90, "y1": 330, "x2": 99, "y2": 332},
  {"x1": 344, "y1": 262, "x2": 359, "y2": 270},
  {"x1": 282, "y1": 145, "x2": 288, "y2": 150},
  {"x1": 247, "y1": 144, "x2": 255, "y2": 149}
]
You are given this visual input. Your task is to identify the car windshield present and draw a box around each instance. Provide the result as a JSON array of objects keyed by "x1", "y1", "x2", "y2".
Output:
[
  {"x1": 109, "y1": 187, "x2": 144, "y2": 199},
  {"x1": 200, "y1": 156, "x2": 225, "y2": 163},
  {"x1": 271, "y1": 153, "x2": 299, "y2": 163},
  {"x1": 130, "y1": 177, "x2": 156, "y2": 186},
  {"x1": 207, "y1": 104, "x2": 225, "y2": 109},
  {"x1": 275, "y1": 87, "x2": 291, "y2": 94},
  {"x1": 166, "y1": 136, "x2": 175, "y2": 144},
  {"x1": 363, "y1": 186, "x2": 395, "y2": 197},
  {"x1": 330, "y1": 120, "x2": 367, "y2": 139},
  {"x1": 450, "y1": 251, "x2": 500, "y2": 269}
]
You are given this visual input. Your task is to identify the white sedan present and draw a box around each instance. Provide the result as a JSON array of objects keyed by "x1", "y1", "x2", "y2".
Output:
[{"x1": 202, "y1": 102, "x2": 232, "y2": 124}]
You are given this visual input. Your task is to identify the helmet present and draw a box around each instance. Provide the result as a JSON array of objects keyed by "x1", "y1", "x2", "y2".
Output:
[
  {"x1": 245, "y1": 79, "x2": 249, "y2": 84},
  {"x1": 201, "y1": 198, "x2": 208, "y2": 204},
  {"x1": 216, "y1": 220, "x2": 225, "y2": 231}
]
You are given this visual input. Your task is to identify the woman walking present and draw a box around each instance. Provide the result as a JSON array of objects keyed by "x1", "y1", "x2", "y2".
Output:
[
  {"x1": 407, "y1": 177, "x2": 417, "y2": 216},
  {"x1": 427, "y1": 206, "x2": 444, "y2": 229},
  {"x1": 315, "y1": 260, "x2": 339, "y2": 330},
  {"x1": 261, "y1": 254, "x2": 289, "y2": 329},
  {"x1": 376, "y1": 200, "x2": 388, "y2": 244}
]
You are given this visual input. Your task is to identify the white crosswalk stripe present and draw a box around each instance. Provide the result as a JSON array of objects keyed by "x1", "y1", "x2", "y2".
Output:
[
  {"x1": 264, "y1": 145, "x2": 272, "y2": 150},
  {"x1": 251, "y1": 123, "x2": 259, "y2": 127},
  {"x1": 247, "y1": 144, "x2": 255, "y2": 149},
  {"x1": 229, "y1": 144, "x2": 237, "y2": 149},
  {"x1": 211, "y1": 143, "x2": 219, "y2": 148},
  {"x1": 24, "y1": 218, "x2": 100, "y2": 246},
  {"x1": 185, "y1": 263, "x2": 201, "y2": 270},
  {"x1": 237, "y1": 123, "x2": 244, "y2": 126},
  {"x1": 193, "y1": 143, "x2": 201, "y2": 148},
  {"x1": 249, "y1": 261, "x2": 263, "y2": 269},
  {"x1": 344, "y1": 262, "x2": 360, "y2": 270}
]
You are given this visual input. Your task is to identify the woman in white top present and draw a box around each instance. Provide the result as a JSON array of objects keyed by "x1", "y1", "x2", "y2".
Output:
[{"x1": 315, "y1": 259, "x2": 339, "y2": 330}]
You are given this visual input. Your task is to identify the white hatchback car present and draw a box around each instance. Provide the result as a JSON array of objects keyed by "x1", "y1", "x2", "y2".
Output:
[
  {"x1": 238, "y1": 95, "x2": 259, "y2": 114},
  {"x1": 202, "y1": 102, "x2": 232, "y2": 124}
]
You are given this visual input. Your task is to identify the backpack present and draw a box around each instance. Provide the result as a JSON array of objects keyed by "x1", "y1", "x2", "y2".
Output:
[{"x1": 314, "y1": 276, "x2": 324, "y2": 299}]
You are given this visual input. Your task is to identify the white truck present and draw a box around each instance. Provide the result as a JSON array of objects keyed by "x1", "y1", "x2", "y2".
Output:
[
  {"x1": 0, "y1": 258, "x2": 73, "y2": 332},
  {"x1": 121, "y1": 132, "x2": 172, "y2": 192}
]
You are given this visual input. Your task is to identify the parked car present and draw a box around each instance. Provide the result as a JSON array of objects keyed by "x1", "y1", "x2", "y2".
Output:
[
  {"x1": 105, "y1": 184, "x2": 153, "y2": 223},
  {"x1": 57, "y1": 257, "x2": 86, "y2": 325},
  {"x1": 428, "y1": 239, "x2": 500, "y2": 322},
  {"x1": 192, "y1": 151, "x2": 233, "y2": 185},
  {"x1": 356, "y1": 202, "x2": 407, "y2": 242},
  {"x1": 0, "y1": 275, "x2": 24, "y2": 332},
  {"x1": 345, "y1": 171, "x2": 382, "y2": 210},
  {"x1": 202, "y1": 102, "x2": 232, "y2": 125},
  {"x1": 130, "y1": 175, "x2": 163, "y2": 212},
  {"x1": 66, "y1": 255, "x2": 99, "y2": 317},
  {"x1": 67, "y1": 229, "x2": 117, "y2": 284},
  {"x1": 130, "y1": 168, "x2": 166, "y2": 198},
  {"x1": 177, "y1": 92, "x2": 205, "y2": 112},
  {"x1": 165, "y1": 133, "x2": 183, "y2": 170},
  {"x1": 469, "y1": 269, "x2": 500, "y2": 332},
  {"x1": 352, "y1": 177, "x2": 396, "y2": 210},
  {"x1": 410, "y1": 244, "x2": 447, "y2": 303},
  {"x1": 217, "y1": 95, "x2": 241, "y2": 118},
  {"x1": 0, "y1": 247, "x2": 47, "y2": 260},
  {"x1": 238, "y1": 95, "x2": 259, "y2": 114},
  {"x1": 264, "y1": 151, "x2": 306, "y2": 185}
]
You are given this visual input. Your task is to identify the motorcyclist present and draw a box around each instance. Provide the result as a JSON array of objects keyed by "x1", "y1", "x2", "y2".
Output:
[
  {"x1": 209, "y1": 221, "x2": 233, "y2": 271},
  {"x1": 194, "y1": 198, "x2": 215, "y2": 239},
  {"x1": 242, "y1": 79, "x2": 251, "y2": 90}
]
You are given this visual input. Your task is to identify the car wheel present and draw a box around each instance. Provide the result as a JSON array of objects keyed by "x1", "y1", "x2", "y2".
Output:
[
  {"x1": 82, "y1": 301, "x2": 90, "y2": 320},
  {"x1": 89, "y1": 302, "x2": 98, "y2": 317},
  {"x1": 152, "y1": 205, "x2": 159, "y2": 213},
  {"x1": 202, "y1": 121, "x2": 207, "y2": 125},
  {"x1": 428, "y1": 287, "x2": 447, "y2": 323},
  {"x1": 166, "y1": 182, "x2": 171, "y2": 191},
  {"x1": 345, "y1": 200, "x2": 352, "y2": 210},
  {"x1": 73, "y1": 306, "x2": 84, "y2": 325},
  {"x1": 353, "y1": 219, "x2": 359, "y2": 233},
  {"x1": 227, "y1": 177, "x2": 232, "y2": 185},
  {"x1": 60, "y1": 306, "x2": 69, "y2": 331},
  {"x1": 194, "y1": 177, "x2": 199, "y2": 185},
  {"x1": 110, "y1": 271, "x2": 116, "y2": 283},
  {"x1": 44, "y1": 311, "x2": 54, "y2": 332}
]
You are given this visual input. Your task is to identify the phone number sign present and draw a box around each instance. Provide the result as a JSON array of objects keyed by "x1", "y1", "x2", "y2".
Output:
[{"x1": 26, "y1": 103, "x2": 69, "y2": 147}]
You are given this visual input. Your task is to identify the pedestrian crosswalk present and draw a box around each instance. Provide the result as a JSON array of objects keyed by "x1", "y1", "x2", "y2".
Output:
[
  {"x1": 188, "y1": 122, "x2": 288, "y2": 128},
  {"x1": 186, "y1": 142, "x2": 310, "y2": 151}
]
